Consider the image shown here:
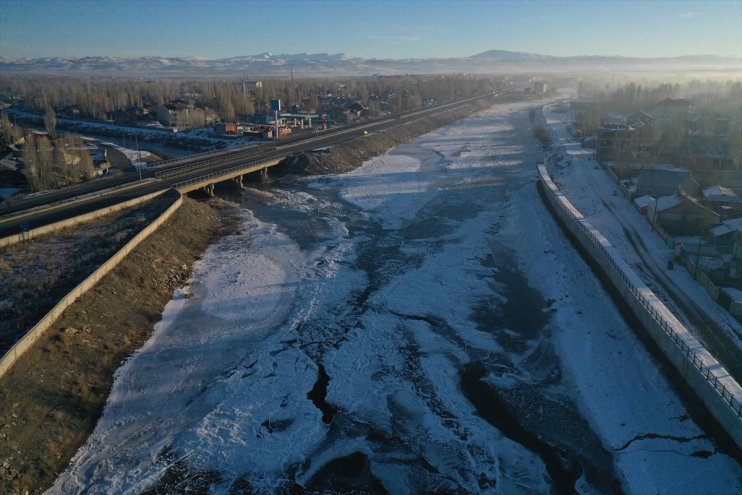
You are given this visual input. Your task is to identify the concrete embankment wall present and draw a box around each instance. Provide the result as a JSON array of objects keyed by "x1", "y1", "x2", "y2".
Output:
[
  {"x1": 537, "y1": 164, "x2": 742, "y2": 449},
  {"x1": 0, "y1": 189, "x2": 183, "y2": 379},
  {"x1": 0, "y1": 187, "x2": 166, "y2": 249}
]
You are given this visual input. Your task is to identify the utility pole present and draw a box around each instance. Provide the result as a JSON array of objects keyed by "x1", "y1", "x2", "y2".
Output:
[
  {"x1": 135, "y1": 134, "x2": 142, "y2": 181},
  {"x1": 271, "y1": 99, "x2": 281, "y2": 149},
  {"x1": 651, "y1": 197, "x2": 659, "y2": 231}
]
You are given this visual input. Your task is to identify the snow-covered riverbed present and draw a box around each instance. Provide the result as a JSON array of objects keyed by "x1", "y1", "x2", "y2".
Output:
[{"x1": 50, "y1": 99, "x2": 741, "y2": 494}]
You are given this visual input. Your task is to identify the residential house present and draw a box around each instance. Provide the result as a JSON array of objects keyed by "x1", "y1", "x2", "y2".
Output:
[
  {"x1": 195, "y1": 107, "x2": 219, "y2": 125},
  {"x1": 635, "y1": 166, "x2": 696, "y2": 197},
  {"x1": 647, "y1": 192, "x2": 721, "y2": 236},
  {"x1": 596, "y1": 124, "x2": 640, "y2": 161},
  {"x1": 702, "y1": 184, "x2": 742, "y2": 219},
  {"x1": 697, "y1": 170, "x2": 742, "y2": 194},
  {"x1": 703, "y1": 185, "x2": 741, "y2": 205},
  {"x1": 711, "y1": 217, "x2": 742, "y2": 254},
  {"x1": 157, "y1": 101, "x2": 191, "y2": 130}
]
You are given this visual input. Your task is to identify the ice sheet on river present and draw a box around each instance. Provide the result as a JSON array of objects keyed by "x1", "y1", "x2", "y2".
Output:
[{"x1": 50, "y1": 100, "x2": 741, "y2": 494}]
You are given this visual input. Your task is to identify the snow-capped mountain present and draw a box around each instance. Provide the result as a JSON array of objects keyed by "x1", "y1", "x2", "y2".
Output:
[{"x1": 0, "y1": 50, "x2": 738, "y2": 77}]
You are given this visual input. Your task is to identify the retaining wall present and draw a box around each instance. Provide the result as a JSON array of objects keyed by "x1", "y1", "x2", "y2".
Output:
[
  {"x1": 0, "y1": 189, "x2": 183, "y2": 379},
  {"x1": 538, "y1": 164, "x2": 742, "y2": 449}
]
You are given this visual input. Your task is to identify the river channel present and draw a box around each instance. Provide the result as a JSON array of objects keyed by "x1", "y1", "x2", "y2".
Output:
[{"x1": 50, "y1": 100, "x2": 742, "y2": 494}]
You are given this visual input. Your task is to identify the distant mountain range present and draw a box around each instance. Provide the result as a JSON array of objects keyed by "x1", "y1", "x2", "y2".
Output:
[{"x1": 1, "y1": 50, "x2": 739, "y2": 77}]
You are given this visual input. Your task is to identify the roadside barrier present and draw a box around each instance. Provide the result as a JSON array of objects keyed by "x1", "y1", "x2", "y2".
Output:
[
  {"x1": 0, "y1": 189, "x2": 183, "y2": 379},
  {"x1": 538, "y1": 164, "x2": 742, "y2": 448},
  {"x1": 0, "y1": 187, "x2": 165, "y2": 249}
]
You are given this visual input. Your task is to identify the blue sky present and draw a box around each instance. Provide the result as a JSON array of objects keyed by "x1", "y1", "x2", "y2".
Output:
[{"x1": 1, "y1": 0, "x2": 741, "y2": 59}]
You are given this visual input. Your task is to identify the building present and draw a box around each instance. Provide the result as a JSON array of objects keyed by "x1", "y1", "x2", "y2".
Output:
[
  {"x1": 531, "y1": 80, "x2": 549, "y2": 95},
  {"x1": 635, "y1": 166, "x2": 695, "y2": 197},
  {"x1": 214, "y1": 122, "x2": 290, "y2": 139},
  {"x1": 596, "y1": 124, "x2": 640, "y2": 161},
  {"x1": 647, "y1": 192, "x2": 721, "y2": 236},
  {"x1": 703, "y1": 185, "x2": 741, "y2": 205},
  {"x1": 195, "y1": 107, "x2": 219, "y2": 125},
  {"x1": 157, "y1": 102, "x2": 191, "y2": 130},
  {"x1": 710, "y1": 218, "x2": 742, "y2": 266},
  {"x1": 214, "y1": 122, "x2": 246, "y2": 136}
]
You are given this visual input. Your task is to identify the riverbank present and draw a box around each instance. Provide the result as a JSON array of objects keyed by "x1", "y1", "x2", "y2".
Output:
[
  {"x1": 0, "y1": 197, "x2": 225, "y2": 494},
  {"x1": 0, "y1": 95, "x2": 508, "y2": 494}
]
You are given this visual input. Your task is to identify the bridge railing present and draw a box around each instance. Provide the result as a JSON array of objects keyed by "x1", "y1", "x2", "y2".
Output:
[
  {"x1": 154, "y1": 149, "x2": 256, "y2": 180},
  {"x1": 169, "y1": 152, "x2": 292, "y2": 191},
  {"x1": 150, "y1": 142, "x2": 270, "y2": 168}
]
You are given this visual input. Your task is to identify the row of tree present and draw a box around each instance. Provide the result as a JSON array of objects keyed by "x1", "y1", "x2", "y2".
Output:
[
  {"x1": 574, "y1": 80, "x2": 742, "y2": 168},
  {"x1": 0, "y1": 75, "x2": 498, "y2": 123}
]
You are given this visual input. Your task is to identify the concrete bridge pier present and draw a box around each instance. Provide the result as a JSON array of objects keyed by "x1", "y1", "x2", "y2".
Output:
[
  {"x1": 233, "y1": 175, "x2": 245, "y2": 189},
  {"x1": 260, "y1": 167, "x2": 269, "y2": 183},
  {"x1": 204, "y1": 183, "x2": 215, "y2": 197}
]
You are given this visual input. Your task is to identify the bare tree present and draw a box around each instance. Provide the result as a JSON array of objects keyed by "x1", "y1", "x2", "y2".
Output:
[
  {"x1": 44, "y1": 106, "x2": 56, "y2": 138},
  {"x1": 1, "y1": 113, "x2": 16, "y2": 145}
]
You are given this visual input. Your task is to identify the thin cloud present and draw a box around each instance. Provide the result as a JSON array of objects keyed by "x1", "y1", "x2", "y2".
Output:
[{"x1": 677, "y1": 12, "x2": 698, "y2": 18}]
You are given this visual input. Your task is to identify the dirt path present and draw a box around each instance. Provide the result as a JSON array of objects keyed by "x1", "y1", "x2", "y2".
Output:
[{"x1": 0, "y1": 197, "x2": 225, "y2": 494}]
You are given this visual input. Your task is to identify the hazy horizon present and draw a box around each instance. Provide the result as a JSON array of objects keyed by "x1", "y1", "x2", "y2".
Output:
[{"x1": 2, "y1": 0, "x2": 741, "y2": 60}]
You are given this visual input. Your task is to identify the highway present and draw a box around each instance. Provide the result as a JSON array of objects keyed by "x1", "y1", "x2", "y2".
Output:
[{"x1": 0, "y1": 90, "x2": 509, "y2": 239}]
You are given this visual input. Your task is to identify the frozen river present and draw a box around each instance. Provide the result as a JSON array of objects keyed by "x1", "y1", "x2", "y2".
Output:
[{"x1": 51, "y1": 100, "x2": 741, "y2": 494}]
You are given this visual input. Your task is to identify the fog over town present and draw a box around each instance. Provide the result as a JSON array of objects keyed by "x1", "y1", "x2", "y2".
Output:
[{"x1": 0, "y1": 1, "x2": 740, "y2": 494}]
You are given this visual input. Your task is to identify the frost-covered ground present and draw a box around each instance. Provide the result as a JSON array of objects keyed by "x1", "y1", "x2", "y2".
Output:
[{"x1": 50, "y1": 98, "x2": 741, "y2": 494}]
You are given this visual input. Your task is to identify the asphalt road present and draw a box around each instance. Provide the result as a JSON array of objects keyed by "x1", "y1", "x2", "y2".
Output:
[{"x1": 0, "y1": 91, "x2": 510, "y2": 239}]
